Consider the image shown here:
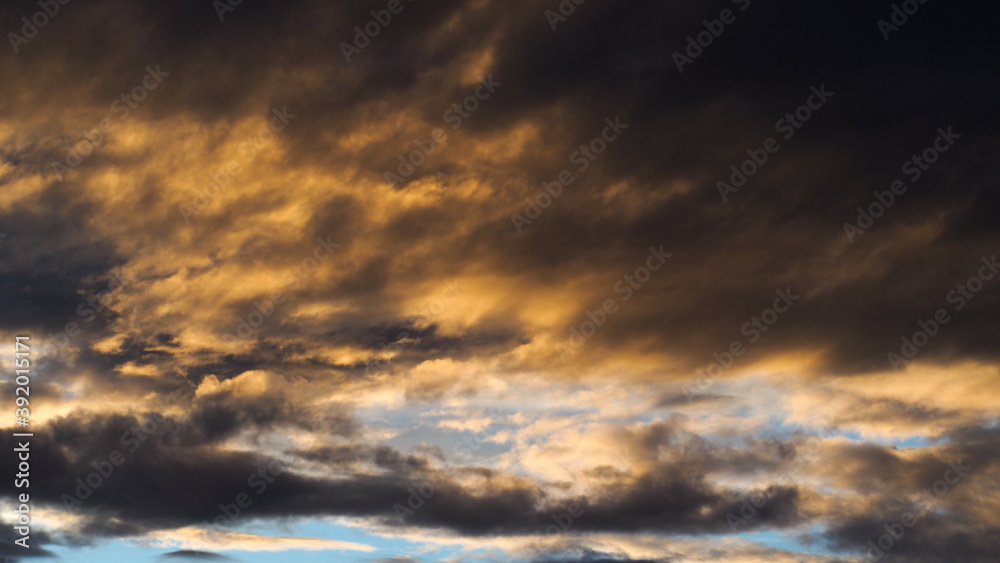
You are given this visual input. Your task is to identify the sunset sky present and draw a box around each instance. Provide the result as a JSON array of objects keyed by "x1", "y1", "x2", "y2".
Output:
[{"x1": 2, "y1": 0, "x2": 999, "y2": 562}]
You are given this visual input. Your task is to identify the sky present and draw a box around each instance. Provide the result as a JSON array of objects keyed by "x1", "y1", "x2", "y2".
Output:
[{"x1": 1, "y1": 0, "x2": 999, "y2": 562}]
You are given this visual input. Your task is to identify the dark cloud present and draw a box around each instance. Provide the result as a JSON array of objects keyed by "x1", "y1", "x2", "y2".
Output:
[
  {"x1": 0, "y1": 526, "x2": 56, "y2": 558},
  {"x1": 159, "y1": 550, "x2": 235, "y2": 560},
  {"x1": 4, "y1": 0, "x2": 999, "y2": 377},
  {"x1": 0, "y1": 409, "x2": 807, "y2": 550},
  {"x1": 534, "y1": 555, "x2": 670, "y2": 563}
]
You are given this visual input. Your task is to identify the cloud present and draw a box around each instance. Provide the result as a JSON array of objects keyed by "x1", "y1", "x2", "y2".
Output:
[
  {"x1": 1, "y1": 0, "x2": 999, "y2": 561},
  {"x1": 147, "y1": 528, "x2": 375, "y2": 553},
  {"x1": 158, "y1": 550, "x2": 235, "y2": 560}
]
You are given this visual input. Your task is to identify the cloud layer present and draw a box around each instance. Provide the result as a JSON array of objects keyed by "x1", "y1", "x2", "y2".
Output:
[{"x1": 1, "y1": 0, "x2": 999, "y2": 561}]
